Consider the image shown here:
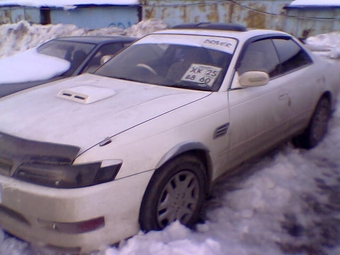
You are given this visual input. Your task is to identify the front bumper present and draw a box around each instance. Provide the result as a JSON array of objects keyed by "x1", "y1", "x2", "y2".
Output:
[{"x1": 0, "y1": 170, "x2": 153, "y2": 253}]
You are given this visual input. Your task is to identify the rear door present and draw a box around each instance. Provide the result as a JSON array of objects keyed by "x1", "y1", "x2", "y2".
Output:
[{"x1": 271, "y1": 38, "x2": 319, "y2": 134}]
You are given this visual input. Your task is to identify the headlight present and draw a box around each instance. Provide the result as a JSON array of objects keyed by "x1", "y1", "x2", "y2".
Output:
[{"x1": 13, "y1": 160, "x2": 122, "y2": 188}]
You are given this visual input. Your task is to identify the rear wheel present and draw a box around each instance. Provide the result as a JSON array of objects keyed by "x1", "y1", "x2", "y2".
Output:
[
  {"x1": 139, "y1": 154, "x2": 207, "y2": 231},
  {"x1": 293, "y1": 97, "x2": 331, "y2": 149}
]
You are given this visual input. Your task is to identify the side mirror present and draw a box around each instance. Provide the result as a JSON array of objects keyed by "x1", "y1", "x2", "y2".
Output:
[
  {"x1": 239, "y1": 71, "x2": 269, "y2": 87},
  {"x1": 100, "y1": 55, "x2": 113, "y2": 65}
]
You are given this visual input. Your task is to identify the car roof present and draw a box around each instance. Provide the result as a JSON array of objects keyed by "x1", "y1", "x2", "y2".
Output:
[{"x1": 54, "y1": 36, "x2": 136, "y2": 44}]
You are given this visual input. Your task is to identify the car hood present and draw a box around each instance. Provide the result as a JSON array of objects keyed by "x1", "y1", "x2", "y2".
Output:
[{"x1": 0, "y1": 74, "x2": 209, "y2": 154}]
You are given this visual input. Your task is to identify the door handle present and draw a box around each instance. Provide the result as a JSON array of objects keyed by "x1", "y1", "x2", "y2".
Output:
[
  {"x1": 279, "y1": 93, "x2": 288, "y2": 100},
  {"x1": 279, "y1": 93, "x2": 291, "y2": 106}
]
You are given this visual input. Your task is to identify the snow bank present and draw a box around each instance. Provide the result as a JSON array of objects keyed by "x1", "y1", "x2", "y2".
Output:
[
  {"x1": 104, "y1": 222, "x2": 221, "y2": 255},
  {"x1": 0, "y1": 19, "x2": 167, "y2": 58},
  {"x1": 305, "y1": 31, "x2": 340, "y2": 59},
  {"x1": 289, "y1": 0, "x2": 340, "y2": 6}
]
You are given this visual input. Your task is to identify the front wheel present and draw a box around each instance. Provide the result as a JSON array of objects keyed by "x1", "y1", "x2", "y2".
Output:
[
  {"x1": 139, "y1": 154, "x2": 207, "y2": 231},
  {"x1": 293, "y1": 97, "x2": 331, "y2": 149}
]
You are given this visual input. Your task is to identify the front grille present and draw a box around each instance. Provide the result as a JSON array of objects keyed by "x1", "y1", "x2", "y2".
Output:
[{"x1": 0, "y1": 157, "x2": 13, "y2": 176}]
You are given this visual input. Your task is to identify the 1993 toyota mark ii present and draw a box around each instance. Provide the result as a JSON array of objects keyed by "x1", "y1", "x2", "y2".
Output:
[{"x1": 0, "y1": 23, "x2": 339, "y2": 253}]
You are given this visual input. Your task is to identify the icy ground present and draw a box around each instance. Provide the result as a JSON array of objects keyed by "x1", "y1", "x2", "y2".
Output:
[{"x1": 0, "y1": 21, "x2": 340, "y2": 255}]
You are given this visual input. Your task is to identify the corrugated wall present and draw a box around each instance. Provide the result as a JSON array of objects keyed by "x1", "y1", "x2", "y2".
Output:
[
  {"x1": 1, "y1": 1, "x2": 339, "y2": 38},
  {"x1": 141, "y1": 0, "x2": 340, "y2": 38},
  {"x1": 284, "y1": 7, "x2": 340, "y2": 38},
  {"x1": 142, "y1": 1, "x2": 289, "y2": 30}
]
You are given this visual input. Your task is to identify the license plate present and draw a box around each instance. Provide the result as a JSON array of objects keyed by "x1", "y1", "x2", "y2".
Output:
[{"x1": 181, "y1": 64, "x2": 222, "y2": 87}]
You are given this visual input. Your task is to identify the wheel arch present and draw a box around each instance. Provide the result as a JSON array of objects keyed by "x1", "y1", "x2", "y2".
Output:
[
  {"x1": 321, "y1": 91, "x2": 332, "y2": 104},
  {"x1": 293, "y1": 91, "x2": 332, "y2": 149},
  {"x1": 155, "y1": 142, "x2": 213, "y2": 190},
  {"x1": 317, "y1": 91, "x2": 333, "y2": 113}
]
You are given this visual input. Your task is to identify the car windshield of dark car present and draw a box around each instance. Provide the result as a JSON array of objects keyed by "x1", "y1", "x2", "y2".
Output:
[
  {"x1": 37, "y1": 40, "x2": 95, "y2": 75},
  {"x1": 94, "y1": 42, "x2": 233, "y2": 91}
]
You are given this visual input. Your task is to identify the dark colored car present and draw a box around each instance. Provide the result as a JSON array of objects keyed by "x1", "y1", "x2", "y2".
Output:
[{"x1": 0, "y1": 36, "x2": 136, "y2": 97}]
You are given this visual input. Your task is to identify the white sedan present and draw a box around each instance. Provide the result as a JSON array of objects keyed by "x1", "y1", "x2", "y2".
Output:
[{"x1": 0, "y1": 23, "x2": 339, "y2": 253}]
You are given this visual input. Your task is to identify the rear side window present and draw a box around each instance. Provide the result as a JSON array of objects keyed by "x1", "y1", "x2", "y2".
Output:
[{"x1": 272, "y1": 38, "x2": 312, "y2": 74}]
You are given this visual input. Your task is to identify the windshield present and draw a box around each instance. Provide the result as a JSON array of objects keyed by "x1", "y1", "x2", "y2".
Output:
[
  {"x1": 95, "y1": 35, "x2": 235, "y2": 91},
  {"x1": 37, "y1": 40, "x2": 95, "y2": 75}
]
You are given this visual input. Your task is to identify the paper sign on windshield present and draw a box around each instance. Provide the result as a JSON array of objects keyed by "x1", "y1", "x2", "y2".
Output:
[{"x1": 181, "y1": 64, "x2": 222, "y2": 87}]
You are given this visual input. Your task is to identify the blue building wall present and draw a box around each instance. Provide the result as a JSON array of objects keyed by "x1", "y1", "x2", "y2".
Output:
[
  {"x1": 0, "y1": 6, "x2": 40, "y2": 24},
  {"x1": 49, "y1": 6, "x2": 139, "y2": 29},
  {"x1": 0, "y1": 5, "x2": 140, "y2": 29}
]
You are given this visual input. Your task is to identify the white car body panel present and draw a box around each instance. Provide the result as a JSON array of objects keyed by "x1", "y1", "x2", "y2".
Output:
[
  {"x1": 0, "y1": 170, "x2": 153, "y2": 252},
  {"x1": 0, "y1": 73, "x2": 208, "y2": 153},
  {"x1": 0, "y1": 26, "x2": 339, "y2": 253}
]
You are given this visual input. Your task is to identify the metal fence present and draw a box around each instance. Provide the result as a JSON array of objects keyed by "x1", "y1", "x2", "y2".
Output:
[
  {"x1": 141, "y1": 0, "x2": 340, "y2": 38},
  {"x1": 1, "y1": 1, "x2": 339, "y2": 38}
]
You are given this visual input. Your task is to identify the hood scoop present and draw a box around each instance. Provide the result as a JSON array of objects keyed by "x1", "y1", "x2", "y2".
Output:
[{"x1": 57, "y1": 85, "x2": 117, "y2": 104}]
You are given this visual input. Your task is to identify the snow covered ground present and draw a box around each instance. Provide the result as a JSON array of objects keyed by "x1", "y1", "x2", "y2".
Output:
[{"x1": 0, "y1": 21, "x2": 340, "y2": 255}]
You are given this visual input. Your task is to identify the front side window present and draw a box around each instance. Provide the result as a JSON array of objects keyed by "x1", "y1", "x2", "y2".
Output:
[
  {"x1": 95, "y1": 35, "x2": 236, "y2": 91},
  {"x1": 272, "y1": 38, "x2": 312, "y2": 74},
  {"x1": 237, "y1": 39, "x2": 280, "y2": 78}
]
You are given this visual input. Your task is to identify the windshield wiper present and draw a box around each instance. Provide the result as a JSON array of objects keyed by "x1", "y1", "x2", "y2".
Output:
[{"x1": 97, "y1": 75, "x2": 139, "y2": 83}]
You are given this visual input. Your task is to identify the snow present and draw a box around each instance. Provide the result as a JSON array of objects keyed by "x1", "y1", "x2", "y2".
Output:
[
  {"x1": 0, "y1": 21, "x2": 340, "y2": 255},
  {"x1": 305, "y1": 31, "x2": 340, "y2": 59},
  {"x1": 0, "y1": 20, "x2": 167, "y2": 84},
  {"x1": 0, "y1": 48, "x2": 70, "y2": 83},
  {"x1": 0, "y1": 0, "x2": 138, "y2": 7},
  {"x1": 289, "y1": 0, "x2": 340, "y2": 6}
]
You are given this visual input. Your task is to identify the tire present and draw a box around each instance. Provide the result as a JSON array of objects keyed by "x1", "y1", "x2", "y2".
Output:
[
  {"x1": 139, "y1": 154, "x2": 207, "y2": 231},
  {"x1": 293, "y1": 97, "x2": 331, "y2": 149}
]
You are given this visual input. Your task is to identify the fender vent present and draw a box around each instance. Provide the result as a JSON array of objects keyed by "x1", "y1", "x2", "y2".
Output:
[{"x1": 213, "y1": 123, "x2": 230, "y2": 139}]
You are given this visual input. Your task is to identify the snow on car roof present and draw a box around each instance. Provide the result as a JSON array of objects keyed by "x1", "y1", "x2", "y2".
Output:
[
  {"x1": 289, "y1": 0, "x2": 340, "y2": 7},
  {"x1": 0, "y1": 48, "x2": 70, "y2": 84},
  {"x1": 0, "y1": 0, "x2": 138, "y2": 7}
]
